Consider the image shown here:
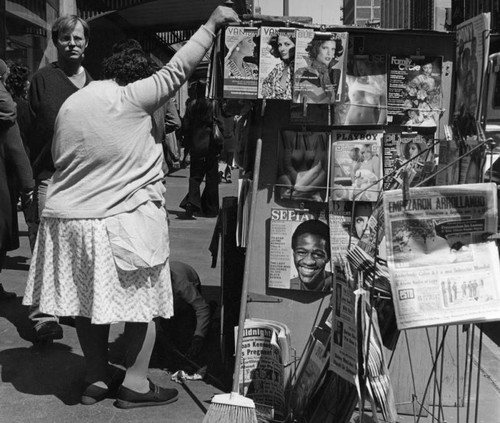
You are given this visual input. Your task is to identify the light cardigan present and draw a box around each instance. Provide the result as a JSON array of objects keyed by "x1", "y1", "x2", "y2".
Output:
[{"x1": 43, "y1": 26, "x2": 214, "y2": 219}]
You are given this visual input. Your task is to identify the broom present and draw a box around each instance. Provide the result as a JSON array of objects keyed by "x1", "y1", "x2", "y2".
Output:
[{"x1": 203, "y1": 138, "x2": 262, "y2": 423}]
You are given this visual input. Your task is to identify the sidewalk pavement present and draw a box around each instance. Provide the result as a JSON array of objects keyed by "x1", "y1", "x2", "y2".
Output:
[
  {"x1": 0, "y1": 166, "x2": 238, "y2": 423},
  {"x1": 1, "y1": 166, "x2": 500, "y2": 422}
]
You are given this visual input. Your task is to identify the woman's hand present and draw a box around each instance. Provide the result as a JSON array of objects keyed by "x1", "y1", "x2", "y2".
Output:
[{"x1": 205, "y1": 5, "x2": 240, "y2": 34}]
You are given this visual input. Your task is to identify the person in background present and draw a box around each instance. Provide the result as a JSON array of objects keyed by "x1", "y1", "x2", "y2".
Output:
[
  {"x1": 179, "y1": 81, "x2": 224, "y2": 219},
  {"x1": 158, "y1": 261, "x2": 212, "y2": 361},
  {"x1": 27, "y1": 14, "x2": 93, "y2": 342},
  {"x1": 261, "y1": 32, "x2": 296, "y2": 100},
  {"x1": 289, "y1": 219, "x2": 333, "y2": 292},
  {"x1": 22, "y1": 6, "x2": 239, "y2": 408},
  {"x1": 0, "y1": 59, "x2": 34, "y2": 300}
]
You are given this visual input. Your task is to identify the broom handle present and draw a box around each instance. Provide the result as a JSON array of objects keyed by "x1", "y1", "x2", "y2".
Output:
[{"x1": 231, "y1": 137, "x2": 263, "y2": 394}]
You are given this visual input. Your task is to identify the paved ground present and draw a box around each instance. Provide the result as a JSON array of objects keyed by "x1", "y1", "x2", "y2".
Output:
[{"x1": 1, "y1": 165, "x2": 499, "y2": 422}]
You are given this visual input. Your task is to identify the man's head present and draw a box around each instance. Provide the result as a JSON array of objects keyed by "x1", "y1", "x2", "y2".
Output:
[
  {"x1": 353, "y1": 202, "x2": 372, "y2": 239},
  {"x1": 52, "y1": 15, "x2": 89, "y2": 64},
  {"x1": 291, "y1": 219, "x2": 331, "y2": 290}
]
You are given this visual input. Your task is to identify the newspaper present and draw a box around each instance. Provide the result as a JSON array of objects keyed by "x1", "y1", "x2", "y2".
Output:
[
  {"x1": 383, "y1": 183, "x2": 500, "y2": 329},
  {"x1": 268, "y1": 207, "x2": 332, "y2": 291},
  {"x1": 387, "y1": 55, "x2": 443, "y2": 127},
  {"x1": 330, "y1": 131, "x2": 383, "y2": 202},
  {"x1": 330, "y1": 263, "x2": 358, "y2": 385},
  {"x1": 238, "y1": 318, "x2": 291, "y2": 420},
  {"x1": 293, "y1": 29, "x2": 348, "y2": 104},
  {"x1": 223, "y1": 26, "x2": 260, "y2": 99}
]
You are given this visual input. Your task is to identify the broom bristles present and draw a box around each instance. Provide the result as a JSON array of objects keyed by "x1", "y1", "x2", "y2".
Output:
[{"x1": 203, "y1": 393, "x2": 258, "y2": 423}]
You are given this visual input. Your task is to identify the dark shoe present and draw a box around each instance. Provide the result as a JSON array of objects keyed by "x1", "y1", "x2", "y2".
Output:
[
  {"x1": 114, "y1": 380, "x2": 178, "y2": 409},
  {"x1": 0, "y1": 284, "x2": 16, "y2": 300},
  {"x1": 34, "y1": 320, "x2": 63, "y2": 342},
  {"x1": 81, "y1": 383, "x2": 109, "y2": 405}
]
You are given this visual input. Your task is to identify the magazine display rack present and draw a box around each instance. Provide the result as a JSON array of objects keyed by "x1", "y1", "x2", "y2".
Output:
[{"x1": 214, "y1": 12, "x2": 498, "y2": 423}]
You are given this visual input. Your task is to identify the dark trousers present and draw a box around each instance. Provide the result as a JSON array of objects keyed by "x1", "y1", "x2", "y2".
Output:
[{"x1": 180, "y1": 154, "x2": 219, "y2": 216}]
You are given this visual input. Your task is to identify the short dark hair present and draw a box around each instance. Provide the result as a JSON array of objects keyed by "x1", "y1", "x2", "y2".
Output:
[
  {"x1": 291, "y1": 220, "x2": 330, "y2": 258},
  {"x1": 306, "y1": 37, "x2": 343, "y2": 60},
  {"x1": 51, "y1": 15, "x2": 90, "y2": 45},
  {"x1": 5, "y1": 61, "x2": 30, "y2": 99},
  {"x1": 112, "y1": 38, "x2": 143, "y2": 55},
  {"x1": 268, "y1": 33, "x2": 296, "y2": 62},
  {"x1": 101, "y1": 49, "x2": 156, "y2": 86}
]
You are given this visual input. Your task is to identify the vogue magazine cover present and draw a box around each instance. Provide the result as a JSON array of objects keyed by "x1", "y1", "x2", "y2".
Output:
[
  {"x1": 258, "y1": 27, "x2": 296, "y2": 100},
  {"x1": 293, "y1": 29, "x2": 348, "y2": 104},
  {"x1": 223, "y1": 26, "x2": 260, "y2": 99}
]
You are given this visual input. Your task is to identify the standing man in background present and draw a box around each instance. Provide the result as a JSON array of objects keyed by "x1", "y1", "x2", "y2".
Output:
[{"x1": 27, "y1": 15, "x2": 93, "y2": 342}]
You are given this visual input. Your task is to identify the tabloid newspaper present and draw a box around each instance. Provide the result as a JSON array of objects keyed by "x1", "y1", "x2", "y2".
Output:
[
  {"x1": 329, "y1": 264, "x2": 357, "y2": 385},
  {"x1": 334, "y1": 54, "x2": 388, "y2": 126},
  {"x1": 238, "y1": 318, "x2": 291, "y2": 420},
  {"x1": 293, "y1": 29, "x2": 348, "y2": 104},
  {"x1": 382, "y1": 132, "x2": 437, "y2": 190},
  {"x1": 387, "y1": 55, "x2": 443, "y2": 127},
  {"x1": 330, "y1": 131, "x2": 383, "y2": 202},
  {"x1": 383, "y1": 183, "x2": 500, "y2": 330},
  {"x1": 268, "y1": 207, "x2": 332, "y2": 291},
  {"x1": 454, "y1": 13, "x2": 490, "y2": 123},
  {"x1": 258, "y1": 27, "x2": 296, "y2": 100},
  {"x1": 223, "y1": 26, "x2": 260, "y2": 99}
]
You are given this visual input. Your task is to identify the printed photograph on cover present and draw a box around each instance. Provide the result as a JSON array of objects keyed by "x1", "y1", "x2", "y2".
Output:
[
  {"x1": 334, "y1": 54, "x2": 387, "y2": 126},
  {"x1": 382, "y1": 132, "x2": 437, "y2": 190},
  {"x1": 276, "y1": 130, "x2": 330, "y2": 202},
  {"x1": 330, "y1": 131, "x2": 383, "y2": 202},
  {"x1": 289, "y1": 103, "x2": 332, "y2": 126},
  {"x1": 329, "y1": 200, "x2": 373, "y2": 264},
  {"x1": 293, "y1": 29, "x2": 348, "y2": 104},
  {"x1": 258, "y1": 27, "x2": 296, "y2": 100},
  {"x1": 454, "y1": 13, "x2": 490, "y2": 125},
  {"x1": 387, "y1": 55, "x2": 443, "y2": 127},
  {"x1": 223, "y1": 26, "x2": 260, "y2": 99},
  {"x1": 268, "y1": 207, "x2": 332, "y2": 292}
]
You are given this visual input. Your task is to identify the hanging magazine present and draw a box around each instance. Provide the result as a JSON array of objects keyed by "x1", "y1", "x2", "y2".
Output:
[
  {"x1": 330, "y1": 131, "x2": 383, "y2": 202},
  {"x1": 383, "y1": 183, "x2": 500, "y2": 330},
  {"x1": 223, "y1": 26, "x2": 259, "y2": 99},
  {"x1": 258, "y1": 27, "x2": 296, "y2": 100},
  {"x1": 268, "y1": 207, "x2": 332, "y2": 292},
  {"x1": 276, "y1": 130, "x2": 329, "y2": 203},
  {"x1": 387, "y1": 55, "x2": 443, "y2": 127},
  {"x1": 334, "y1": 54, "x2": 387, "y2": 126},
  {"x1": 293, "y1": 29, "x2": 348, "y2": 104}
]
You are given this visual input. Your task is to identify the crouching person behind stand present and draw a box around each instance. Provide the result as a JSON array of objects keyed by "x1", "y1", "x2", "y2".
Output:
[{"x1": 156, "y1": 261, "x2": 214, "y2": 365}]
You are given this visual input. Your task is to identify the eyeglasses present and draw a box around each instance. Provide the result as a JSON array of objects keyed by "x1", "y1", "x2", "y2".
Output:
[{"x1": 58, "y1": 35, "x2": 86, "y2": 47}]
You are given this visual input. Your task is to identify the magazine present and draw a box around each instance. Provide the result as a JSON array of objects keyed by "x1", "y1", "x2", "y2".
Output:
[
  {"x1": 258, "y1": 27, "x2": 296, "y2": 100},
  {"x1": 268, "y1": 207, "x2": 332, "y2": 292},
  {"x1": 223, "y1": 26, "x2": 260, "y2": 99},
  {"x1": 382, "y1": 131, "x2": 437, "y2": 190},
  {"x1": 454, "y1": 13, "x2": 490, "y2": 125},
  {"x1": 383, "y1": 183, "x2": 500, "y2": 329},
  {"x1": 328, "y1": 200, "x2": 374, "y2": 264},
  {"x1": 330, "y1": 131, "x2": 383, "y2": 202},
  {"x1": 276, "y1": 130, "x2": 330, "y2": 203},
  {"x1": 293, "y1": 29, "x2": 348, "y2": 104},
  {"x1": 387, "y1": 55, "x2": 443, "y2": 127},
  {"x1": 334, "y1": 54, "x2": 388, "y2": 126},
  {"x1": 238, "y1": 318, "x2": 291, "y2": 420}
]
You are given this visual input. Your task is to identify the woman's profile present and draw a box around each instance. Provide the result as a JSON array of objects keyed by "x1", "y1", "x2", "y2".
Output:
[
  {"x1": 294, "y1": 33, "x2": 345, "y2": 104},
  {"x1": 260, "y1": 31, "x2": 296, "y2": 100},
  {"x1": 224, "y1": 35, "x2": 258, "y2": 79}
]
